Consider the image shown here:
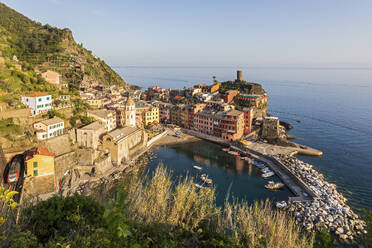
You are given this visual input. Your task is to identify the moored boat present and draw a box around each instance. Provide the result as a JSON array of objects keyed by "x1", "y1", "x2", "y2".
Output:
[
  {"x1": 265, "y1": 181, "x2": 284, "y2": 190},
  {"x1": 276, "y1": 201, "x2": 287, "y2": 209},
  {"x1": 200, "y1": 174, "x2": 212, "y2": 184},
  {"x1": 262, "y1": 171, "x2": 275, "y2": 178},
  {"x1": 193, "y1": 165, "x2": 202, "y2": 170},
  {"x1": 195, "y1": 183, "x2": 203, "y2": 189},
  {"x1": 222, "y1": 147, "x2": 230, "y2": 152}
]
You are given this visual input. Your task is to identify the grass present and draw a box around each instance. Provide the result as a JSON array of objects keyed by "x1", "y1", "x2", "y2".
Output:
[
  {"x1": 122, "y1": 165, "x2": 314, "y2": 248},
  {"x1": 0, "y1": 118, "x2": 21, "y2": 136}
]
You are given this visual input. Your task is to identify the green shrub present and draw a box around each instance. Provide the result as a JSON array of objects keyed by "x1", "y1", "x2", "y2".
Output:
[{"x1": 19, "y1": 194, "x2": 104, "y2": 244}]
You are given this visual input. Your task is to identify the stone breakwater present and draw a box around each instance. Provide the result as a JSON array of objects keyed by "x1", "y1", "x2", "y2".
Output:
[{"x1": 273, "y1": 154, "x2": 367, "y2": 241}]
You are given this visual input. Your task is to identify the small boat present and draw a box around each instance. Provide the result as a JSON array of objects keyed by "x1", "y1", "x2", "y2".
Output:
[
  {"x1": 228, "y1": 151, "x2": 240, "y2": 156},
  {"x1": 200, "y1": 174, "x2": 212, "y2": 184},
  {"x1": 257, "y1": 164, "x2": 266, "y2": 169},
  {"x1": 193, "y1": 165, "x2": 202, "y2": 170},
  {"x1": 222, "y1": 147, "x2": 230, "y2": 152},
  {"x1": 265, "y1": 181, "x2": 284, "y2": 190},
  {"x1": 240, "y1": 156, "x2": 247, "y2": 160},
  {"x1": 262, "y1": 171, "x2": 275, "y2": 178},
  {"x1": 261, "y1": 168, "x2": 272, "y2": 174},
  {"x1": 276, "y1": 201, "x2": 287, "y2": 209},
  {"x1": 195, "y1": 183, "x2": 203, "y2": 189}
]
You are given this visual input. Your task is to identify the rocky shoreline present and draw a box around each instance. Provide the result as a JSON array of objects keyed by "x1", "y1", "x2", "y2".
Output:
[{"x1": 274, "y1": 154, "x2": 367, "y2": 241}]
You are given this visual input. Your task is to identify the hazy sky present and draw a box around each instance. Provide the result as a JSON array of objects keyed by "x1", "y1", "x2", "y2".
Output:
[{"x1": 2, "y1": 0, "x2": 372, "y2": 67}]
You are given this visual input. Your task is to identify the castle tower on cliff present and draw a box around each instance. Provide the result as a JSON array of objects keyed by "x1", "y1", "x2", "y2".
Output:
[
  {"x1": 125, "y1": 97, "x2": 136, "y2": 127},
  {"x1": 237, "y1": 70, "x2": 243, "y2": 81}
]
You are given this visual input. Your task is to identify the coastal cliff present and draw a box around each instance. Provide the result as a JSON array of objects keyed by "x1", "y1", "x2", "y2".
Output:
[{"x1": 0, "y1": 2, "x2": 129, "y2": 88}]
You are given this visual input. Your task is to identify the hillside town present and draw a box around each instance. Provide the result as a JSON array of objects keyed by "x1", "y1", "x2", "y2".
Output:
[
  {"x1": 2, "y1": 70, "x2": 366, "y2": 241},
  {"x1": 2, "y1": 70, "x2": 285, "y2": 197}
]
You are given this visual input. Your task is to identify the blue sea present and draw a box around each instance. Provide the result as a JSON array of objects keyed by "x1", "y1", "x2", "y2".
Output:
[{"x1": 114, "y1": 66, "x2": 372, "y2": 210}]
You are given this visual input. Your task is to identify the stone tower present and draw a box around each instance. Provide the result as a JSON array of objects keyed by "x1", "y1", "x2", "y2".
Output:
[
  {"x1": 237, "y1": 70, "x2": 243, "y2": 81},
  {"x1": 125, "y1": 97, "x2": 136, "y2": 127}
]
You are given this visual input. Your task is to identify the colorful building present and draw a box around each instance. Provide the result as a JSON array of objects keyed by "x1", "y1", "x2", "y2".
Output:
[
  {"x1": 222, "y1": 90, "x2": 239, "y2": 104},
  {"x1": 194, "y1": 109, "x2": 244, "y2": 141},
  {"x1": 242, "y1": 107, "x2": 253, "y2": 134},
  {"x1": 170, "y1": 105, "x2": 183, "y2": 126},
  {"x1": 188, "y1": 103, "x2": 206, "y2": 128},
  {"x1": 144, "y1": 106, "x2": 159, "y2": 126},
  {"x1": 87, "y1": 99, "x2": 103, "y2": 109},
  {"x1": 209, "y1": 82, "x2": 221, "y2": 93},
  {"x1": 21, "y1": 92, "x2": 53, "y2": 116},
  {"x1": 25, "y1": 147, "x2": 55, "y2": 178}
]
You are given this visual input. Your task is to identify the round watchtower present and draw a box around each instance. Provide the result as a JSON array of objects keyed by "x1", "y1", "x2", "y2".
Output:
[{"x1": 237, "y1": 70, "x2": 243, "y2": 81}]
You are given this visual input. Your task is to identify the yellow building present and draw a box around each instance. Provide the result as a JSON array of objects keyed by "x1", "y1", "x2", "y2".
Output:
[
  {"x1": 180, "y1": 105, "x2": 190, "y2": 128},
  {"x1": 25, "y1": 147, "x2": 55, "y2": 177},
  {"x1": 210, "y1": 82, "x2": 221, "y2": 93},
  {"x1": 144, "y1": 106, "x2": 159, "y2": 126},
  {"x1": 87, "y1": 99, "x2": 103, "y2": 109}
]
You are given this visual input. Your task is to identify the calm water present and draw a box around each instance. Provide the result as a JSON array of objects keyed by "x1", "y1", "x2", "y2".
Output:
[
  {"x1": 114, "y1": 66, "x2": 372, "y2": 210},
  {"x1": 146, "y1": 141, "x2": 292, "y2": 206}
]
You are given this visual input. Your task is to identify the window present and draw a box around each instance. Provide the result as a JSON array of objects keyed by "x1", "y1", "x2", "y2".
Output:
[
  {"x1": 33, "y1": 170, "x2": 38, "y2": 176},
  {"x1": 47, "y1": 97, "x2": 50, "y2": 100},
  {"x1": 33, "y1": 162, "x2": 38, "y2": 168},
  {"x1": 38, "y1": 98, "x2": 42, "y2": 102}
]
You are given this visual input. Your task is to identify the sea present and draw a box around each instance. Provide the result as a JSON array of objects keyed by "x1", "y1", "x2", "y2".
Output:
[{"x1": 114, "y1": 66, "x2": 372, "y2": 211}]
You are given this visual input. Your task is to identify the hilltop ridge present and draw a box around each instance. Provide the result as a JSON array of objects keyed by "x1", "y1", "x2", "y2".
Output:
[{"x1": 0, "y1": 2, "x2": 129, "y2": 88}]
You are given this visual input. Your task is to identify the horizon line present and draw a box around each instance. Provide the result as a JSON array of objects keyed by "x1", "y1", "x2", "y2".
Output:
[{"x1": 111, "y1": 65, "x2": 372, "y2": 71}]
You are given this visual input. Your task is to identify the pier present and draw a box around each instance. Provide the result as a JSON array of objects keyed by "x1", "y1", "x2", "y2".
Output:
[{"x1": 182, "y1": 128, "x2": 316, "y2": 201}]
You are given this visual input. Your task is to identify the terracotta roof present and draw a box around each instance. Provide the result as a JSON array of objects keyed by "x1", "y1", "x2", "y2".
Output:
[
  {"x1": 23, "y1": 92, "x2": 49, "y2": 97},
  {"x1": 25, "y1": 147, "x2": 55, "y2": 160}
]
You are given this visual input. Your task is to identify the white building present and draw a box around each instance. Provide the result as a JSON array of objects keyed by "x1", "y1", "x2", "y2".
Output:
[
  {"x1": 21, "y1": 93, "x2": 53, "y2": 116},
  {"x1": 87, "y1": 109, "x2": 117, "y2": 131},
  {"x1": 125, "y1": 97, "x2": 136, "y2": 127},
  {"x1": 34, "y1": 117, "x2": 65, "y2": 140}
]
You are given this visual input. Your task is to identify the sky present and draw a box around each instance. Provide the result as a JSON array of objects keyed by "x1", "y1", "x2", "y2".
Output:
[{"x1": 2, "y1": 0, "x2": 372, "y2": 67}]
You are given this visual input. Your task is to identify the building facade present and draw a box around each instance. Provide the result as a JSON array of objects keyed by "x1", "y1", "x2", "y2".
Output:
[
  {"x1": 88, "y1": 109, "x2": 117, "y2": 131},
  {"x1": 25, "y1": 147, "x2": 55, "y2": 178},
  {"x1": 262, "y1": 116, "x2": 280, "y2": 139},
  {"x1": 242, "y1": 107, "x2": 253, "y2": 134},
  {"x1": 21, "y1": 93, "x2": 53, "y2": 116},
  {"x1": 102, "y1": 127, "x2": 145, "y2": 164},
  {"x1": 144, "y1": 106, "x2": 159, "y2": 126},
  {"x1": 34, "y1": 117, "x2": 64, "y2": 140},
  {"x1": 125, "y1": 97, "x2": 136, "y2": 127},
  {"x1": 76, "y1": 121, "x2": 106, "y2": 150}
]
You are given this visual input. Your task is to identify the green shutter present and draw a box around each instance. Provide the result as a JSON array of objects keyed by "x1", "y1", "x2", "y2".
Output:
[
  {"x1": 33, "y1": 161, "x2": 38, "y2": 168},
  {"x1": 33, "y1": 170, "x2": 38, "y2": 176}
]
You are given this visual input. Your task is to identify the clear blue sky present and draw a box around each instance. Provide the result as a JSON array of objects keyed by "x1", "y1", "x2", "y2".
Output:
[{"x1": 2, "y1": 0, "x2": 372, "y2": 67}]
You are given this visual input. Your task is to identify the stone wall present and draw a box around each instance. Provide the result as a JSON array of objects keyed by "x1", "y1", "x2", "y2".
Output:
[
  {"x1": 54, "y1": 151, "x2": 77, "y2": 189},
  {"x1": 0, "y1": 108, "x2": 31, "y2": 119},
  {"x1": 41, "y1": 134, "x2": 72, "y2": 156}
]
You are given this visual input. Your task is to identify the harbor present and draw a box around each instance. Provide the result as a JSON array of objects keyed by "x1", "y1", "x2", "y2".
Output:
[{"x1": 165, "y1": 129, "x2": 367, "y2": 241}]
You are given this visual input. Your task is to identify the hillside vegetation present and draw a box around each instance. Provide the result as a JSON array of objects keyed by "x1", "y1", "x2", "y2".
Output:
[{"x1": 0, "y1": 2, "x2": 128, "y2": 88}]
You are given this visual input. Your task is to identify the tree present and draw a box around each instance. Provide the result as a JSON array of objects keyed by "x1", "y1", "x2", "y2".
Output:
[
  {"x1": 363, "y1": 209, "x2": 372, "y2": 246},
  {"x1": 314, "y1": 229, "x2": 335, "y2": 248}
]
